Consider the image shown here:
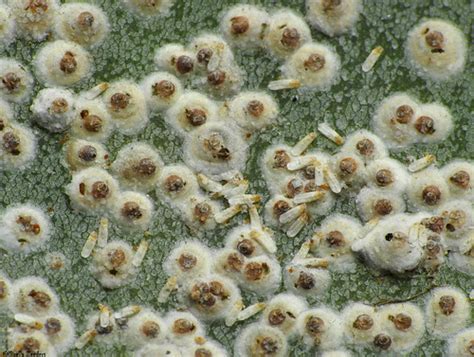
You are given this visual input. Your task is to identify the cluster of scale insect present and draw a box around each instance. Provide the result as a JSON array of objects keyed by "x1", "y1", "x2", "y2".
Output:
[
  {"x1": 0, "y1": 0, "x2": 471, "y2": 356},
  {"x1": 0, "y1": 273, "x2": 76, "y2": 356}
]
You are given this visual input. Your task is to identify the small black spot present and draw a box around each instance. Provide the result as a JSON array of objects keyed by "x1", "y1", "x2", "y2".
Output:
[{"x1": 385, "y1": 233, "x2": 394, "y2": 241}]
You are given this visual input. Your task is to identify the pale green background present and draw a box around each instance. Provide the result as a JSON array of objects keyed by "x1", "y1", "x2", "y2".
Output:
[{"x1": 0, "y1": 0, "x2": 472, "y2": 356}]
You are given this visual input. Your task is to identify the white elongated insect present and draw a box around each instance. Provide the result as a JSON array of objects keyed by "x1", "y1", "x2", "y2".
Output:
[
  {"x1": 14, "y1": 314, "x2": 43, "y2": 329},
  {"x1": 362, "y1": 46, "x2": 384, "y2": 72},
  {"x1": 81, "y1": 231, "x2": 97, "y2": 258},
  {"x1": 324, "y1": 167, "x2": 342, "y2": 193},
  {"x1": 287, "y1": 155, "x2": 316, "y2": 171},
  {"x1": 293, "y1": 191, "x2": 325, "y2": 204},
  {"x1": 132, "y1": 240, "x2": 149, "y2": 267},
  {"x1": 228, "y1": 194, "x2": 261, "y2": 206},
  {"x1": 215, "y1": 204, "x2": 242, "y2": 223},
  {"x1": 97, "y1": 217, "x2": 108, "y2": 248},
  {"x1": 75, "y1": 329, "x2": 97, "y2": 349},
  {"x1": 197, "y1": 173, "x2": 223, "y2": 196},
  {"x1": 98, "y1": 304, "x2": 111, "y2": 328},
  {"x1": 113, "y1": 305, "x2": 141, "y2": 320},
  {"x1": 268, "y1": 79, "x2": 301, "y2": 91},
  {"x1": 157, "y1": 276, "x2": 178, "y2": 303},
  {"x1": 237, "y1": 302, "x2": 266, "y2": 321},
  {"x1": 293, "y1": 240, "x2": 312, "y2": 261},
  {"x1": 291, "y1": 132, "x2": 317, "y2": 156},
  {"x1": 279, "y1": 204, "x2": 306, "y2": 224},
  {"x1": 83, "y1": 82, "x2": 109, "y2": 100},
  {"x1": 225, "y1": 300, "x2": 244, "y2": 327},
  {"x1": 318, "y1": 122, "x2": 344, "y2": 145},
  {"x1": 408, "y1": 154, "x2": 436, "y2": 172},
  {"x1": 287, "y1": 212, "x2": 309, "y2": 237}
]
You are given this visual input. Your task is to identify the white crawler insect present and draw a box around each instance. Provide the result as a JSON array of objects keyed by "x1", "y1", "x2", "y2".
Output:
[
  {"x1": 31, "y1": 87, "x2": 75, "y2": 133},
  {"x1": 9, "y1": 277, "x2": 59, "y2": 317},
  {"x1": 0, "y1": 204, "x2": 51, "y2": 254},
  {"x1": 67, "y1": 167, "x2": 120, "y2": 214},
  {"x1": 426, "y1": 286, "x2": 470, "y2": 337},
  {"x1": 362, "y1": 46, "x2": 384, "y2": 72},
  {"x1": 34, "y1": 40, "x2": 92, "y2": 87},
  {"x1": 132, "y1": 240, "x2": 149, "y2": 267},
  {"x1": 97, "y1": 218, "x2": 108, "y2": 248},
  {"x1": 306, "y1": 0, "x2": 362, "y2": 36},
  {"x1": 81, "y1": 231, "x2": 97, "y2": 258},
  {"x1": 221, "y1": 4, "x2": 270, "y2": 48},
  {"x1": 102, "y1": 80, "x2": 149, "y2": 135},
  {"x1": 141, "y1": 72, "x2": 183, "y2": 112},
  {"x1": 265, "y1": 10, "x2": 312, "y2": 58},
  {"x1": 65, "y1": 139, "x2": 109, "y2": 171},
  {"x1": 318, "y1": 122, "x2": 344, "y2": 145},
  {"x1": 406, "y1": 19, "x2": 467, "y2": 81},
  {"x1": 70, "y1": 98, "x2": 114, "y2": 142},
  {"x1": 55, "y1": 3, "x2": 109, "y2": 47},
  {"x1": 8, "y1": 0, "x2": 58, "y2": 41},
  {"x1": 234, "y1": 323, "x2": 288, "y2": 357},
  {"x1": 296, "y1": 307, "x2": 343, "y2": 350},
  {"x1": 408, "y1": 154, "x2": 436, "y2": 173},
  {"x1": 0, "y1": 58, "x2": 34, "y2": 103},
  {"x1": 282, "y1": 43, "x2": 340, "y2": 90},
  {"x1": 268, "y1": 78, "x2": 301, "y2": 91}
]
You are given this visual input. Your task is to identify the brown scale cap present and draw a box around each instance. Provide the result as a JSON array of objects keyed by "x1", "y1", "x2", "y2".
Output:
[
  {"x1": 450, "y1": 170, "x2": 470, "y2": 189},
  {"x1": 395, "y1": 105, "x2": 414, "y2": 124},
  {"x1": 304, "y1": 53, "x2": 326, "y2": 72},
  {"x1": 273, "y1": 200, "x2": 290, "y2": 218},
  {"x1": 296, "y1": 271, "x2": 315, "y2": 290},
  {"x1": 165, "y1": 175, "x2": 185, "y2": 193},
  {"x1": 60, "y1": 52, "x2": 78, "y2": 74},
  {"x1": 326, "y1": 230, "x2": 345, "y2": 247},
  {"x1": 425, "y1": 31, "x2": 444, "y2": 50},
  {"x1": 268, "y1": 309, "x2": 286, "y2": 326},
  {"x1": 110, "y1": 93, "x2": 131, "y2": 111},
  {"x1": 226, "y1": 252, "x2": 244, "y2": 272},
  {"x1": 302, "y1": 165, "x2": 315, "y2": 180},
  {"x1": 374, "y1": 333, "x2": 392, "y2": 350},
  {"x1": 237, "y1": 238, "x2": 255, "y2": 257},
  {"x1": 173, "y1": 318, "x2": 196, "y2": 334},
  {"x1": 438, "y1": 295, "x2": 456, "y2": 316},
  {"x1": 389, "y1": 313, "x2": 412, "y2": 331},
  {"x1": 422, "y1": 216, "x2": 445, "y2": 233},
  {"x1": 81, "y1": 111, "x2": 103, "y2": 133},
  {"x1": 108, "y1": 248, "x2": 126, "y2": 269},
  {"x1": 16, "y1": 215, "x2": 41, "y2": 235},
  {"x1": 153, "y1": 80, "x2": 175, "y2": 98},
  {"x1": 353, "y1": 314, "x2": 374, "y2": 330},
  {"x1": 244, "y1": 262, "x2": 268, "y2": 281},
  {"x1": 134, "y1": 158, "x2": 156, "y2": 176},
  {"x1": 20, "y1": 337, "x2": 41, "y2": 353},
  {"x1": 259, "y1": 336, "x2": 279, "y2": 354},
  {"x1": 281, "y1": 27, "x2": 300, "y2": 49},
  {"x1": 373, "y1": 199, "x2": 393, "y2": 216},
  {"x1": 178, "y1": 253, "x2": 197, "y2": 271},
  {"x1": 28, "y1": 290, "x2": 51, "y2": 308},
  {"x1": 91, "y1": 181, "x2": 110, "y2": 199},
  {"x1": 196, "y1": 48, "x2": 213, "y2": 65},
  {"x1": 121, "y1": 201, "x2": 143, "y2": 220},
  {"x1": 467, "y1": 340, "x2": 474, "y2": 355},
  {"x1": 0, "y1": 281, "x2": 6, "y2": 299},
  {"x1": 2, "y1": 72, "x2": 21, "y2": 92},
  {"x1": 78, "y1": 11, "x2": 95, "y2": 29},
  {"x1": 176, "y1": 55, "x2": 194, "y2": 74},
  {"x1": 195, "y1": 348, "x2": 212, "y2": 357},
  {"x1": 356, "y1": 139, "x2": 375, "y2": 157},
  {"x1": 3, "y1": 131, "x2": 21, "y2": 156},
  {"x1": 185, "y1": 108, "x2": 207, "y2": 126},
  {"x1": 141, "y1": 320, "x2": 160, "y2": 338},
  {"x1": 415, "y1": 116, "x2": 435, "y2": 135},
  {"x1": 375, "y1": 169, "x2": 394, "y2": 187},
  {"x1": 339, "y1": 157, "x2": 358, "y2": 176},
  {"x1": 322, "y1": 0, "x2": 342, "y2": 11},
  {"x1": 230, "y1": 16, "x2": 250, "y2": 35},
  {"x1": 286, "y1": 179, "x2": 303, "y2": 198},
  {"x1": 422, "y1": 185, "x2": 441, "y2": 206},
  {"x1": 194, "y1": 202, "x2": 212, "y2": 224},
  {"x1": 247, "y1": 100, "x2": 264, "y2": 118},
  {"x1": 50, "y1": 98, "x2": 69, "y2": 114},
  {"x1": 0, "y1": 118, "x2": 5, "y2": 131},
  {"x1": 45, "y1": 318, "x2": 62, "y2": 336},
  {"x1": 273, "y1": 150, "x2": 290, "y2": 168},
  {"x1": 305, "y1": 316, "x2": 325, "y2": 337},
  {"x1": 26, "y1": 0, "x2": 48, "y2": 13},
  {"x1": 78, "y1": 145, "x2": 97, "y2": 162},
  {"x1": 207, "y1": 70, "x2": 226, "y2": 86},
  {"x1": 190, "y1": 283, "x2": 216, "y2": 307}
]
